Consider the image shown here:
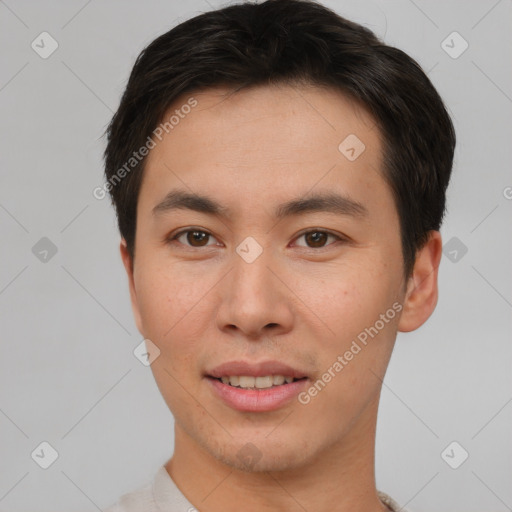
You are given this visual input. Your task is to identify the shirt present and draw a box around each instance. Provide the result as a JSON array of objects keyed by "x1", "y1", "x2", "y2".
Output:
[{"x1": 104, "y1": 465, "x2": 407, "y2": 512}]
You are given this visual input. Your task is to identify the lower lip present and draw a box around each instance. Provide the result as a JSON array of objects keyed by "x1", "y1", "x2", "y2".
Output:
[{"x1": 206, "y1": 377, "x2": 309, "y2": 412}]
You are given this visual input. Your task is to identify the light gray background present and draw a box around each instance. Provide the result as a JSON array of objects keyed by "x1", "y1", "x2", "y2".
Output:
[{"x1": 1, "y1": 0, "x2": 511, "y2": 510}]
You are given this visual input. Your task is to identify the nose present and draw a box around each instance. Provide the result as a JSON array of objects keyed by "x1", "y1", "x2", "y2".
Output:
[{"x1": 215, "y1": 242, "x2": 294, "y2": 340}]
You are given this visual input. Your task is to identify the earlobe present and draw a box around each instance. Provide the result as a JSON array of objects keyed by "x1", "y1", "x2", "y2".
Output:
[
  {"x1": 120, "y1": 239, "x2": 145, "y2": 336},
  {"x1": 397, "y1": 231, "x2": 443, "y2": 333}
]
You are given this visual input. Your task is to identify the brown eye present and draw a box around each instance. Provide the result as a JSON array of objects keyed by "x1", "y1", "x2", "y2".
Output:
[
  {"x1": 186, "y1": 230, "x2": 209, "y2": 246},
  {"x1": 295, "y1": 230, "x2": 342, "y2": 249},
  {"x1": 305, "y1": 231, "x2": 328, "y2": 248},
  {"x1": 170, "y1": 229, "x2": 218, "y2": 248}
]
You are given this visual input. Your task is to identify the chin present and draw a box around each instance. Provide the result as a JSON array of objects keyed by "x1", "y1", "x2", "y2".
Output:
[{"x1": 209, "y1": 435, "x2": 314, "y2": 474}]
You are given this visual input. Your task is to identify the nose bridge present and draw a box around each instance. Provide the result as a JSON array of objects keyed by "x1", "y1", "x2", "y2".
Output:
[
  {"x1": 215, "y1": 236, "x2": 293, "y2": 337},
  {"x1": 232, "y1": 235, "x2": 274, "y2": 301}
]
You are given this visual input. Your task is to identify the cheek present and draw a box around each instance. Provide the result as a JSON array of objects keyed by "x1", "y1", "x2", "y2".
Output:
[
  {"x1": 294, "y1": 258, "x2": 399, "y2": 393},
  {"x1": 135, "y1": 261, "x2": 212, "y2": 337},
  {"x1": 293, "y1": 257, "x2": 397, "y2": 341},
  {"x1": 133, "y1": 268, "x2": 216, "y2": 386}
]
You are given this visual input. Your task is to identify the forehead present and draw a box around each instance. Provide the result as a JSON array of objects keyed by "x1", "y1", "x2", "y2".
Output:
[
  {"x1": 158, "y1": 83, "x2": 380, "y2": 156},
  {"x1": 139, "y1": 83, "x2": 390, "y2": 219}
]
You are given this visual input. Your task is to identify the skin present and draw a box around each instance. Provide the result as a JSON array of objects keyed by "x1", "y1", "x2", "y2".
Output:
[{"x1": 120, "y1": 83, "x2": 442, "y2": 512}]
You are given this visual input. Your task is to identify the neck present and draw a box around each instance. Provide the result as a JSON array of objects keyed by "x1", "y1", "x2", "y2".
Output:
[{"x1": 166, "y1": 395, "x2": 387, "y2": 512}]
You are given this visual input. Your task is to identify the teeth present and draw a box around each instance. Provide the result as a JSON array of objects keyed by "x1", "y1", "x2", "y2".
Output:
[
  {"x1": 255, "y1": 376, "x2": 273, "y2": 388},
  {"x1": 218, "y1": 375, "x2": 298, "y2": 389},
  {"x1": 239, "y1": 376, "x2": 255, "y2": 388}
]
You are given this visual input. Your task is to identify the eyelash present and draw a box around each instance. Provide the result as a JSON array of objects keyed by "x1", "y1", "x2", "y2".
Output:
[{"x1": 165, "y1": 227, "x2": 347, "y2": 251}]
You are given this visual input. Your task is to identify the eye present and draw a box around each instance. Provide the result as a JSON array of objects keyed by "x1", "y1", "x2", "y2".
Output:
[
  {"x1": 167, "y1": 228, "x2": 220, "y2": 248},
  {"x1": 166, "y1": 228, "x2": 346, "y2": 250},
  {"x1": 293, "y1": 229, "x2": 345, "y2": 249}
]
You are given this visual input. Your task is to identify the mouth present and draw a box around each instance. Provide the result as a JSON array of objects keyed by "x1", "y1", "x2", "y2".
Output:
[
  {"x1": 204, "y1": 360, "x2": 310, "y2": 412},
  {"x1": 207, "y1": 374, "x2": 308, "y2": 390}
]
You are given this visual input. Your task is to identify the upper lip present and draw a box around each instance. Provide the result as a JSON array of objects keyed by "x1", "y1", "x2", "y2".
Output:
[{"x1": 207, "y1": 360, "x2": 308, "y2": 379}]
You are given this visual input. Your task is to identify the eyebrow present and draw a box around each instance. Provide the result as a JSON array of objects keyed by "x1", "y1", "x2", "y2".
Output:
[{"x1": 152, "y1": 189, "x2": 368, "y2": 220}]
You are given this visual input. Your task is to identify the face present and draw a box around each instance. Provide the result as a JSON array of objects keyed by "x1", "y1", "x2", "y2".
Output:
[{"x1": 121, "y1": 83, "x2": 432, "y2": 473}]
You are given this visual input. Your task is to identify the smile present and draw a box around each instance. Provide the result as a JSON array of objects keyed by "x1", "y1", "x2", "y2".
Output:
[
  {"x1": 206, "y1": 375, "x2": 309, "y2": 412},
  {"x1": 216, "y1": 375, "x2": 305, "y2": 389}
]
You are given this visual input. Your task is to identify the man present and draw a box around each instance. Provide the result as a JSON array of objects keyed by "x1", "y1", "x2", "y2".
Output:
[{"x1": 102, "y1": 0, "x2": 455, "y2": 510}]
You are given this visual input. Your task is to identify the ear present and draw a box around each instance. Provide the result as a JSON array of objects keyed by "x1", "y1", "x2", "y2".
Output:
[
  {"x1": 120, "y1": 238, "x2": 144, "y2": 336},
  {"x1": 397, "y1": 230, "x2": 443, "y2": 333}
]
